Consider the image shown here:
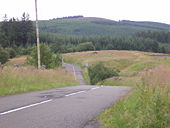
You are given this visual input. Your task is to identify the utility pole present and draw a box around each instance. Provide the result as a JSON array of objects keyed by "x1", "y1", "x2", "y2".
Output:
[{"x1": 35, "y1": 0, "x2": 41, "y2": 69}]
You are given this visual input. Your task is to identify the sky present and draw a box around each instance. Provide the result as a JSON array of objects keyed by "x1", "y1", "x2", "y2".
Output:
[{"x1": 0, "y1": 0, "x2": 170, "y2": 24}]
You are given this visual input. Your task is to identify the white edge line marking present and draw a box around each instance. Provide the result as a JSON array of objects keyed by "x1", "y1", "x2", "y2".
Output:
[
  {"x1": 65, "y1": 91, "x2": 86, "y2": 97},
  {"x1": 0, "y1": 99, "x2": 52, "y2": 116},
  {"x1": 65, "y1": 86, "x2": 102, "y2": 97}
]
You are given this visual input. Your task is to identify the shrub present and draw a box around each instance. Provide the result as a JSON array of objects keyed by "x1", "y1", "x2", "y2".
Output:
[
  {"x1": 6, "y1": 48, "x2": 17, "y2": 58},
  {"x1": 88, "y1": 63, "x2": 119, "y2": 84},
  {"x1": 26, "y1": 44, "x2": 62, "y2": 69},
  {"x1": 0, "y1": 45, "x2": 9, "y2": 64},
  {"x1": 19, "y1": 47, "x2": 34, "y2": 55},
  {"x1": 49, "y1": 54, "x2": 62, "y2": 68}
]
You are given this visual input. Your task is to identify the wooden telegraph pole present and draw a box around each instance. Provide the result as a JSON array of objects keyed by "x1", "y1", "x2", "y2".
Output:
[{"x1": 35, "y1": 0, "x2": 41, "y2": 69}]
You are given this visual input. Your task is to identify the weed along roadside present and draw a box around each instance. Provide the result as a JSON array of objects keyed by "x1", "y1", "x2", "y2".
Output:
[
  {"x1": 64, "y1": 50, "x2": 170, "y2": 128},
  {"x1": 0, "y1": 55, "x2": 78, "y2": 97},
  {"x1": 98, "y1": 65, "x2": 170, "y2": 128}
]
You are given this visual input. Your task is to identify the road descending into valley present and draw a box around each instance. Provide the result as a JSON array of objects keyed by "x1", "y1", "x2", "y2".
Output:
[{"x1": 0, "y1": 63, "x2": 131, "y2": 128}]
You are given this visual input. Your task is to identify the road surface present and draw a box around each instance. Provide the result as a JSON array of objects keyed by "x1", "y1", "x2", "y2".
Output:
[
  {"x1": 64, "y1": 63, "x2": 86, "y2": 85},
  {"x1": 0, "y1": 85, "x2": 131, "y2": 128}
]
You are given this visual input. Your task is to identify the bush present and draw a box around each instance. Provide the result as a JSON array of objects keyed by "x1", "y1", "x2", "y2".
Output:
[
  {"x1": 49, "y1": 54, "x2": 62, "y2": 68},
  {"x1": 88, "y1": 63, "x2": 119, "y2": 84},
  {"x1": 0, "y1": 45, "x2": 9, "y2": 64},
  {"x1": 6, "y1": 48, "x2": 17, "y2": 58},
  {"x1": 19, "y1": 47, "x2": 34, "y2": 55},
  {"x1": 26, "y1": 44, "x2": 62, "y2": 69}
]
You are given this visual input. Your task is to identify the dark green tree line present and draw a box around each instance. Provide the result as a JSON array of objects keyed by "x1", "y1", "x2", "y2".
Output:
[
  {"x1": 136, "y1": 31, "x2": 170, "y2": 44},
  {"x1": 0, "y1": 13, "x2": 35, "y2": 47},
  {"x1": 40, "y1": 34, "x2": 160, "y2": 53}
]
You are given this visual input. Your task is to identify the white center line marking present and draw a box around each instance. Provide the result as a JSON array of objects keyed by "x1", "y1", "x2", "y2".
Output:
[
  {"x1": 0, "y1": 99, "x2": 52, "y2": 116},
  {"x1": 90, "y1": 87, "x2": 100, "y2": 90},
  {"x1": 65, "y1": 87, "x2": 102, "y2": 97},
  {"x1": 65, "y1": 91, "x2": 86, "y2": 97},
  {"x1": 0, "y1": 86, "x2": 103, "y2": 116}
]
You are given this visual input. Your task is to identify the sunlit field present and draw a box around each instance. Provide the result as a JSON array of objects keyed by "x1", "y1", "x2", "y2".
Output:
[{"x1": 64, "y1": 50, "x2": 170, "y2": 86}]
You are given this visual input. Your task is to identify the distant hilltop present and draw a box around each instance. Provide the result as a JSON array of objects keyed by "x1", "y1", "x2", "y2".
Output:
[
  {"x1": 50, "y1": 15, "x2": 84, "y2": 20},
  {"x1": 50, "y1": 15, "x2": 114, "y2": 21},
  {"x1": 40, "y1": 16, "x2": 170, "y2": 36}
]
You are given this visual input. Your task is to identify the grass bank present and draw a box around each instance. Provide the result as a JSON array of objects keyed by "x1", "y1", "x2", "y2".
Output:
[
  {"x1": 0, "y1": 67, "x2": 78, "y2": 96},
  {"x1": 99, "y1": 65, "x2": 170, "y2": 128}
]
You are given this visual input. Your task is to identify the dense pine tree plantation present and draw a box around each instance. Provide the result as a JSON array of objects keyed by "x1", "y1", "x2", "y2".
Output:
[{"x1": 0, "y1": 13, "x2": 35, "y2": 47}]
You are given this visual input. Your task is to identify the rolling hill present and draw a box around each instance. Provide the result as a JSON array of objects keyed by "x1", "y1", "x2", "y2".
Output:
[{"x1": 39, "y1": 17, "x2": 170, "y2": 36}]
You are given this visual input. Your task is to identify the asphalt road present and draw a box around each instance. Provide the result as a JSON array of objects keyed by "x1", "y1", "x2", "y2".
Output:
[
  {"x1": 0, "y1": 85, "x2": 131, "y2": 128},
  {"x1": 63, "y1": 63, "x2": 86, "y2": 85}
]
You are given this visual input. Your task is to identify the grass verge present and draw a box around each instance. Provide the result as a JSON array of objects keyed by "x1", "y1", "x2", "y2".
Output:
[
  {"x1": 0, "y1": 67, "x2": 78, "y2": 96},
  {"x1": 82, "y1": 68, "x2": 91, "y2": 85},
  {"x1": 98, "y1": 65, "x2": 170, "y2": 128}
]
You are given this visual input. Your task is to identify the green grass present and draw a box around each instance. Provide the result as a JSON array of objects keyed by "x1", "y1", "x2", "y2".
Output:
[
  {"x1": 99, "y1": 65, "x2": 170, "y2": 128},
  {"x1": 128, "y1": 61, "x2": 158, "y2": 71},
  {"x1": 0, "y1": 67, "x2": 78, "y2": 96},
  {"x1": 98, "y1": 76, "x2": 141, "y2": 86},
  {"x1": 98, "y1": 90, "x2": 139, "y2": 128},
  {"x1": 82, "y1": 68, "x2": 91, "y2": 85},
  {"x1": 99, "y1": 81, "x2": 170, "y2": 128}
]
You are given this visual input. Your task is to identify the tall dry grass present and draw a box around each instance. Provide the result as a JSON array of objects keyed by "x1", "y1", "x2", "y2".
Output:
[
  {"x1": 63, "y1": 50, "x2": 139, "y2": 69},
  {"x1": 141, "y1": 65, "x2": 170, "y2": 87},
  {"x1": 0, "y1": 67, "x2": 78, "y2": 96},
  {"x1": 99, "y1": 65, "x2": 170, "y2": 128},
  {"x1": 136, "y1": 65, "x2": 170, "y2": 127}
]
